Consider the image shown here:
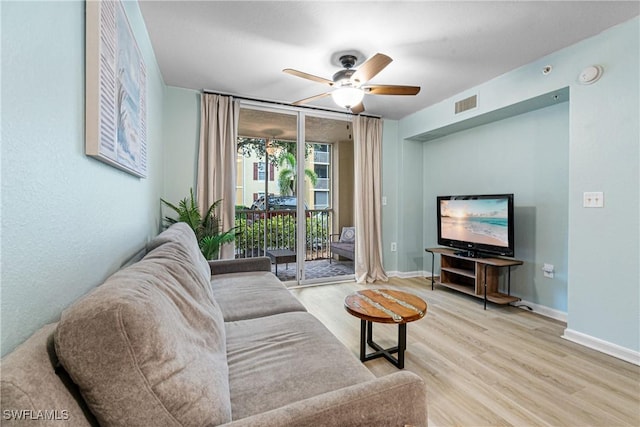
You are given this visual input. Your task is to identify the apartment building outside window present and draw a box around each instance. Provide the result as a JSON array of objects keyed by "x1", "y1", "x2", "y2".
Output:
[
  {"x1": 253, "y1": 162, "x2": 274, "y2": 181},
  {"x1": 312, "y1": 144, "x2": 331, "y2": 209}
]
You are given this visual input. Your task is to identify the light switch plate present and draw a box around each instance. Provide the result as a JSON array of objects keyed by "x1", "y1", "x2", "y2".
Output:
[
  {"x1": 583, "y1": 192, "x2": 604, "y2": 208},
  {"x1": 542, "y1": 263, "x2": 554, "y2": 278}
]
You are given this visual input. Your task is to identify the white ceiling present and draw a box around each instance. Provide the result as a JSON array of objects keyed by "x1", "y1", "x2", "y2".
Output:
[{"x1": 139, "y1": 1, "x2": 639, "y2": 120}]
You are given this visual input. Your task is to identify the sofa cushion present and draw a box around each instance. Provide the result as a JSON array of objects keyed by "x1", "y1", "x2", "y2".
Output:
[
  {"x1": 0, "y1": 323, "x2": 96, "y2": 427},
  {"x1": 225, "y1": 311, "x2": 374, "y2": 420},
  {"x1": 210, "y1": 271, "x2": 307, "y2": 321},
  {"x1": 54, "y1": 241, "x2": 231, "y2": 427},
  {"x1": 146, "y1": 222, "x2": 212, "y2": 286}
]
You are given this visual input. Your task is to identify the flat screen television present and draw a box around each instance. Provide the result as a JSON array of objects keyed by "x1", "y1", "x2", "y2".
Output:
[{"x1": 437, "y1": 194, "x2": 514, "y2": 257}]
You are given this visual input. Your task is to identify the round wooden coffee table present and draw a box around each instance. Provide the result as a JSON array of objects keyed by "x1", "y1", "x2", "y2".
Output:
[{"x1": 344, "y1": 289, "x2": 427, "y2": 369}]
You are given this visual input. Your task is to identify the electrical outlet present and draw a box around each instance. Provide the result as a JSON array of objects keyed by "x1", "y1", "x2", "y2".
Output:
[
  {"x1": 390, "y1": 242, "x2": 397, "y2": 252},
  {"x1": 382, "y1": 196, "x2": 387, "y2": 206}
]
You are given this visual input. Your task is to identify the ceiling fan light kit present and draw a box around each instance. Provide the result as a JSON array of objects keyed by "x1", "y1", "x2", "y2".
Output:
[
  {"x1": 331, "y1": 87, "x2": 365, "y2": 109},
  {"x1": 283, "y1": 52, "x2": 420, "y2": 114}
]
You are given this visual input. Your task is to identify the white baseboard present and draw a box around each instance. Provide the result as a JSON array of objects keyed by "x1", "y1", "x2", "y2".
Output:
[
  {"x1": 515, "y1": 299, "x2": 567, "y2": 322},
  {"x1": 387, "y1": 270, "x2": 431, "y2": 279},
  {"x1": 562, "y1": 328, "x2": 640, "y2": 366}
]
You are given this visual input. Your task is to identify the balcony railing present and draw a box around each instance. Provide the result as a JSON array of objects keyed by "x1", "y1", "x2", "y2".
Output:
[{"x1": 234, "y1": 209, "x2": 332, "y2": 260}]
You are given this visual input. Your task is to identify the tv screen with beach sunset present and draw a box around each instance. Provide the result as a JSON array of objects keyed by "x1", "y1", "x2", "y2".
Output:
[{"x1": 437, "y1": 194, "x2": 514, "y2": 257}]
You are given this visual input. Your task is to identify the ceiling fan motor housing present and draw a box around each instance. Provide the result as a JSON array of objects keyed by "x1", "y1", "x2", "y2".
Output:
[
  {"x1": 333, "y1": 69, "x2": 357, "y2": 87},
  {"x1": 339, "y1": 55, "x2": 358, "y2": 69},
  {"x1": 333, "y1": 55, "x2": 360, "y2": 87}
]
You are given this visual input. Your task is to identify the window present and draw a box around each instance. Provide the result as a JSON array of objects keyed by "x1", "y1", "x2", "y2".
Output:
[
  {"x1": 313, "y1": 144, "x2": 330, "y2": 164},
  {"x1": 314, "y1": 191, "x2": 329, "y2": 209},
  {"x1": 314, "y1": 164, "x2": 329, "y2": 179},
  {"x1": 253, "y1": 162, "x2": 265, "y2": 180},
  {"x1": 253, "y1": 162, "x2": 274, "y2": 181}
]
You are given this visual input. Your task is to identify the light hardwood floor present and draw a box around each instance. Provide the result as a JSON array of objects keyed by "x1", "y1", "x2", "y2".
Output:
[{"x1": 290, "y1": 277, "x2": 640, "y2": 427}]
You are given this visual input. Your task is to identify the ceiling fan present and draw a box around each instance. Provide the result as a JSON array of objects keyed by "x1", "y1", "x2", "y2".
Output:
[{"x1": 283, "y1": 53, "x2": 420, "y2": 114}]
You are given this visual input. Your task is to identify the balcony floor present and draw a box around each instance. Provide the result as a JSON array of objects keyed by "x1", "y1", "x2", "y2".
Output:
[{"x1": 270, "y1": 258, "x2": 354, "y2": 283}]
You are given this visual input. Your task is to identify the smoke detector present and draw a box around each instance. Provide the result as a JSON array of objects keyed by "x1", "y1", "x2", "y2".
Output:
[{"x1": 578, "y1": 65, "x2": 603, "y2": 85}]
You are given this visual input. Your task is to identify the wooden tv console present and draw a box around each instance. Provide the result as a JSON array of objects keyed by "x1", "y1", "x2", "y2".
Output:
[{"x1": 425, "y1": 248, "x2": 523, "y2": 309}]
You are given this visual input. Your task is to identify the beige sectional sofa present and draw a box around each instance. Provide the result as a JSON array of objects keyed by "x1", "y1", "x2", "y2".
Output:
[{"x1": 1, "y1": 223, "x2": 427, "y2": 426}]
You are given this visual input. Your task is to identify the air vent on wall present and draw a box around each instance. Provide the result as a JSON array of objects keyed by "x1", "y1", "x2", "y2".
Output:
[{"x1": 455, "y1": 95, "x2": 477, "y2": 114}]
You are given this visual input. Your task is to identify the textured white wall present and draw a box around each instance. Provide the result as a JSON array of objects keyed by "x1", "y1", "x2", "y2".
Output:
[{"x1": 1, "y1": 1, "x2": 166, "y2": 356}]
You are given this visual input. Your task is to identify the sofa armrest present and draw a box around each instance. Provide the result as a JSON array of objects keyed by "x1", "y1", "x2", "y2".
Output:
[
  {"x1": 209, "y1": 257, "x2": 271, "y2": 275},
  {"x1": 223, "y1": 371, "x2": 427, "y2": 427}
]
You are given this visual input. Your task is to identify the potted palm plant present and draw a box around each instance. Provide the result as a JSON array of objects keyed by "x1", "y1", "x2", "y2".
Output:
[{"x1": 161, "y1": 188, "x2": 237, "y2": 260}]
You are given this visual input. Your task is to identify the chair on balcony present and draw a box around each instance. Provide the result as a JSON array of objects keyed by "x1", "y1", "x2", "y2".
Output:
[{"x1": 330, "y1": 227, "x2": 355, "y2": 264}]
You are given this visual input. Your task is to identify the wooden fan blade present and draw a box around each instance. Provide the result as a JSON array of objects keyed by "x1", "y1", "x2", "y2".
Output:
[
  {"x1": 350, "y1": 102, "x2": 365, "y2": 114},
  {"x1": 351, "y1": 53, "x2": 392, "y2": 84},
  {"x1": 283, "y1": 68, "x2": 334, "y2": 86},
  {"x1": 364, "y1": 84, "x2": 421, "y2": 96},
  {"x1": 292, "y1": 92, "x2": 331, "y2": 105}
]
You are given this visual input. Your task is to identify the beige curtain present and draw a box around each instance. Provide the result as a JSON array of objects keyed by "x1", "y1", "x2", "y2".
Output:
[
  {"x1": 197, "y1": 94, "x2": 239, "y2": 260},
  {"x1": 353, "y1": 116, "x2": 388, "y2": 283}
]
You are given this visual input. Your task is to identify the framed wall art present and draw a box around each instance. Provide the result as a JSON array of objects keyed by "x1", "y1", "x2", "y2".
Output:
[{"x1": 85, "y1": 0, "x2": 147, "y2": 178}]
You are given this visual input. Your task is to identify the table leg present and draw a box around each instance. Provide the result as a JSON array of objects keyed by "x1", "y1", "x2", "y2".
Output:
[
  {"x1": 398, "y1": 323, "x2": 407, "y2": 369},
  {"x1": 360, "y1": 320, "x2": 367, "y2": 362},
  {"x1": 359, "y1": 320, "x2": 406, "y2": 369}
]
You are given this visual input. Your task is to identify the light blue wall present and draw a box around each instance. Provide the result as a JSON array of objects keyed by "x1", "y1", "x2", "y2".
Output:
[
  {"x1": 566, "y1": 17, "x2": 639, "y2": 352},
  {"x1": 381, "y1": 119, "x2": 399, "y2": 271},
  {"x1": 383, "y1": 121, "x2": 426, "y2": 275},
  {"x1": 388, "y1": 17, "x2": 639, "y2": 353},
  {"x1": 397, "y1": 138, "x2": 425, "y2": 273},
  {"x1": 421, "y1": 102, "x2": 569, "y2": 310},
  {"x1": 1, "y1": 1, "x2": 166, "y2": 356},
  {"x1": 163, "y1": 87, "x2": 201, "y2": 204}
]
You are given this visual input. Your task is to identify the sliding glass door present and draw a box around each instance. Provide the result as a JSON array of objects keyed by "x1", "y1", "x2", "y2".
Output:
[
  {"x1": 299, "y1": 113, "x2": 355, "y2": 285},
  {"x1": 236, "y1": 103, "x2": 354, "y2": 285},
  {"x1": 235, "y1": 107, "x2": 299, "y2": 282}
]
